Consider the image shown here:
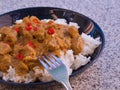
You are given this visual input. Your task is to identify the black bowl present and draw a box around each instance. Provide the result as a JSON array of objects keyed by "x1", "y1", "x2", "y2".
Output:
[{"x1": 0, "y1": 7, "x2": 105, "y2": 86}]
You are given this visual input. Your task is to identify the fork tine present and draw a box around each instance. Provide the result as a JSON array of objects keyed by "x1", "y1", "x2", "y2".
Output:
[
  {"x1": 49, "y1": 53, "x2": 63, "y2": 64},
  {"x1": 38, "y1": 59, "x2": 49, "y2": 70},
  {"x1": 42, "y1": 56, "x2": 56, "y2": 69},
  {"x1": 38, "y1": 53, "x2": 72, "y2": 90},
  {"x1": 45, "y1": 55, "x2": 60, "y2": 67}
]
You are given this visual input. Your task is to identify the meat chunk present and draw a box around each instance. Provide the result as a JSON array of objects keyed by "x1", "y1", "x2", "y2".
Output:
[
  {"x1": 68, "y1": 26, "x2": 79, "y2": 38},
  {"x1": 0, "y1": 42, "x2": 12, "y2": 54},
  {"x1": 51, "y1": 49, "x2": 61, "y2": 57},
  {"x1": 63, "y1": 36, "x2": 71, "y2": 49},
  {"x1": 21, "y1": 28, "x2": 33, "y2": 40},
  {"x1": 71, "y1": 36, "x2": 84, "y2": 55},
  {"x1": 23, "y1": 57, "x2": 41, "y2": 70},
  {"x1": 13, "y1": 44, "x2": 23, "y2": 56},
  {"x1": 33, "y1": 28, "x2": 45, "y2": 41},
  {"x1": 22, "y1": 16, "x2": 30, "y2": 24},
  {"x1": 0, "y1": 27, "x2": 17, "y2": 43},
  {"x1": 46, "y1": 38, "x2": 59, "y2": 51},
  {"x1": 56, "y1": 36, "x2": 71, "y2": 50},
  {"x1": 56, "y1": 37, "x2": 64, "y2": 49},
  {"x1": 0, "y1": 54, "x2": 12, "y2": 73},
  {"x1": 13, "y1": 61, "x2": 29, "y2": 75},
  {"x1": 20, "y1": 45, "x2": 36, "y2": 59}
]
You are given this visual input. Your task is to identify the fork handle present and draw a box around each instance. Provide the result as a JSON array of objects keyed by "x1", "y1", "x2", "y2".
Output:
[{"x1": 61, "y1": 80, "x2": 72, "y2": 90}]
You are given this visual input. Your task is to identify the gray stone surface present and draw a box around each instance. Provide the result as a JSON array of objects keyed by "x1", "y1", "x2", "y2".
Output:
[{"x1": 0, "y1": 0, "x2": 120, "y2": 90}]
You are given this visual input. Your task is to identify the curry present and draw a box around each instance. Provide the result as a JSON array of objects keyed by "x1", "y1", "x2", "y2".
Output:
[{"x1": 0, "y1": 16, "x2": 84, "y2": 75}]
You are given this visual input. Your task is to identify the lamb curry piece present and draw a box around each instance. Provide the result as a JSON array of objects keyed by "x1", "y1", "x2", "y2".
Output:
[{"x1": 0, "y1": 16, "x2": 84, "y2": 75}]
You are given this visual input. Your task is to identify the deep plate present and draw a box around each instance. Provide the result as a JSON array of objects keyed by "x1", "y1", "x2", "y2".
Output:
[{"x1": 0, "y1": 7, "x2": 105, "y2": 86}]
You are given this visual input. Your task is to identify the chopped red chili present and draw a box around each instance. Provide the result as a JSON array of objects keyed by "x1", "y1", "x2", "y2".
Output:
[
  {"x1": 28, "y1": 41, "x2": 36, "y2": 48},
  {"x1": 17, "y1": 54, "x2": 24, "y2": 60},
  {"x1": 47, "y1": 28, "x2": 55, "y2": 35},
  {"x1": 33, "y1": 26, "x2": 38, "y2": 31},
  {"x1": 33, "y1": 44, "x2": 37, "y2": 48},
  {"x1": 4, "y1": 42, "x2": 10, "y2": 45},
  {"x1": 14, "y1": 27, "x2": 20, "y2": 33},
  {"x1": 28, "y1": 41, "x2": 33, "y2": 47},
  {"x1": 26, "y1": 23, "x2": 32, "y2": 31},
  {"x1": 33, "y1": 19, "x2": 40, "y2": 24},
  {"x1": 27, "y1": 23, "x2": 31, "y2": 26}
]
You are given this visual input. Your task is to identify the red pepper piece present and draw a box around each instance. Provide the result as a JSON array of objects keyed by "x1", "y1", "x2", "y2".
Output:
[
  {"x1": 17, "y1": 54, "x2": 24, "y2": 60},
  {"x1": 28, "y1": 41, "x2": 37, "y2": 48},
  {"x1": 47, "y1": 28, "x2": 55, "y2": 35},
  {"x1": 28, "y1": 41, "x2": 33, "y2": 47},
  {"x1": 26, "y1": 23, "x2": 32, "y2": 31},
  {"x1": 4, "y1": 42, "x2": 10, "y2": 45},
  {"x1": 33, "y1": 19, "x2": 40, "y2": 24},
  {"x1": 33, "y1": 26, "x2": 38, "y2": 31},
  {"x1": 33, "y1": 44, "x2": 37, "y2": 48},
  {"x1": 14, "y1": 27, "x2": 20, "y2": 33}
]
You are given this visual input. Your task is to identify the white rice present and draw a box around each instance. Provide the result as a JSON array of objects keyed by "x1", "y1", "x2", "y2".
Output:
[
  {"x1": 15, "y1": 20, "x2": 23, "y2": 24},
  {"x1": 81, "y1": 33, "x2": 101, "y2": 55},
  {"x1": 42, "y1": 19, "x2": 80, "y2": 28},
  {"x1": 2, "y1": 19, "x2": 101, "y2": 83},
  {"x1": 33, "y1": 66, "x2": 53, "y2": 82},
  {"x1": 3, "y1": 66, "x2": 36, "y2": 83}
]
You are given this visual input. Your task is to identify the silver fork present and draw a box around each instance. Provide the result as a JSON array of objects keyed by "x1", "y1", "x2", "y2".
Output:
[{"x1": 38, "y1": 53, "x2": 72, "y2": 90}]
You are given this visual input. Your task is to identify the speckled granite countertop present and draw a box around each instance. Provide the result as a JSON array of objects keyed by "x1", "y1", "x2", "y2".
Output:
[{"x1": 0, "y1": 0, "x2": 120, "y2": 90}]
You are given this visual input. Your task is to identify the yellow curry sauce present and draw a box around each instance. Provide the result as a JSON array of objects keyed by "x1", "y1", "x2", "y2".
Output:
[{"x1": 0, "y1": 16, "x2": 84, "y2": 75}]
